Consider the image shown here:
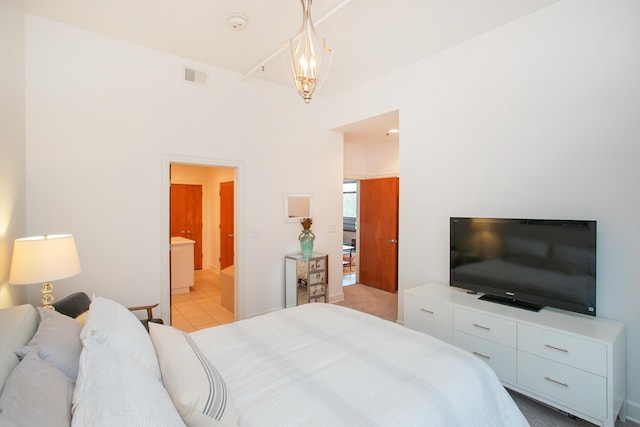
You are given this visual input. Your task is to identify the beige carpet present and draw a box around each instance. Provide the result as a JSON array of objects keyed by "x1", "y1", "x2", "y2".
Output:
[
  {"x1": 509, "y1": 390, "x2": 635, "y2": 427},
  {"x1": 333, "y1": 283, "x2": 397, "y2": 322}
]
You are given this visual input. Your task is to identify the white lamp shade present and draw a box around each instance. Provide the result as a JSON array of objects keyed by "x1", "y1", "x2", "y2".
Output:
[{"x1": 9, "y1": 234, "x2": 81, "y2": 285}]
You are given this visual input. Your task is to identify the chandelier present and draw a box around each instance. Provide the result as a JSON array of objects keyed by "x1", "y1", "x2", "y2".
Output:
[{"x1": 285, "y1": 0, "x2": 332, "y2": 104}]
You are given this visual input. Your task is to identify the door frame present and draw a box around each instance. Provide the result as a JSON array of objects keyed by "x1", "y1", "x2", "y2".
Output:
[{"x1": 161, "y1": 154, "x2": 245, "y2": 323}]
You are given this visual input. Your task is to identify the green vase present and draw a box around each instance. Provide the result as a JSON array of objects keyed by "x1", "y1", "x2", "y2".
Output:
[{"x1": 299, "y1": 229, "x2": 315, "y2": 258}]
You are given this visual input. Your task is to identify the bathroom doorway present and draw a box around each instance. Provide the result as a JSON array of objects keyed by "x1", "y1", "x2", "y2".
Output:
[{"x1": 162, "y1": 159, "x2": 240, "y2": 330}]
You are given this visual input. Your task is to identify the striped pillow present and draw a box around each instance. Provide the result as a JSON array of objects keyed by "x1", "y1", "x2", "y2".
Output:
[{"x1": 149, "y1": 323, "x2": 238, "y2": 427}]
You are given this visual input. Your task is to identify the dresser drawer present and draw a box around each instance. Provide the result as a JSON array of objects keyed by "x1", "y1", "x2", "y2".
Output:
[
  {"x1": 309, "y1": 284, "x2": 324, "y2": 297},
  {"x1": 454, "y1": 307, "x2": 516, "y2": 348},
  {"x1": 454, "y1": 331, "x2": 516, "y2": 383},
  {"x1": 309, "y1": 271, "x2": 326, "y2": 285},
  {"x1": 518, "y1": 324, "x2": 606, "y2": 376},
  {"x1": 413, "y1": 321, "x2": 454, "y2": 343},
  {"x1": 405, "y1": 295, "x2": 453, "y2": 329},
  {"x1": 518, "y1": 352, "x2": 606, "y2": 420},
  {"x1": 404, "y1": 295, "x2": 454, "y2": 343},
  {"x1": 308, "y1": 257, "x2": 326, "y2": 272}
]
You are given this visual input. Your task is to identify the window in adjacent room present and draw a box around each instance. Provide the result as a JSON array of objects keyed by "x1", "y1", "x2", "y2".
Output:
[{"x1": 343, "y1": 180, "x2": 357, "y2": 236}]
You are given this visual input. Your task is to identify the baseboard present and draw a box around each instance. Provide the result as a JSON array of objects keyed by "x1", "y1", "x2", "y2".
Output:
[
  {"x1": 328, "y1": 291, "x2": 345, "y2": 304},
  {"x1": 624, "y1": 398, "x2": 640, "y2": 425}
]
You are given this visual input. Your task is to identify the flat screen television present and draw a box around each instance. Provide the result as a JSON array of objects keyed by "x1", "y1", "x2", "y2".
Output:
[{"x1": 450, "y1": 217, "x2": 597, "y2": 316}]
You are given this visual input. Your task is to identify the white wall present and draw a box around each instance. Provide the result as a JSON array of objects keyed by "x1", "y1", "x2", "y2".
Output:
[
  {"x1": 24, "y1": 15, "x2": 345, "y2": 319},
  {"x1": 0, "y1": 0, "x2": 27, "y2": 308},
  {"x1": 331, "y1": 0, "x2": 640, "y2": 419},
  {"x1": 344, "y1": 141, "x2": 399, "y2": 179}
]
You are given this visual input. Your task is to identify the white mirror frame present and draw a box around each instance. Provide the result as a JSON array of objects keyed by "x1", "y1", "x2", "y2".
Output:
[{"x1": 285, "y1": 193, "x2": 312, "y2": 223}]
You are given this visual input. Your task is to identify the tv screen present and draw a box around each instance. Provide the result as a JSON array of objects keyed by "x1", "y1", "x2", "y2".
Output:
[{"x1": 450, "y1": 217, "x2": 596, "y2": 316}]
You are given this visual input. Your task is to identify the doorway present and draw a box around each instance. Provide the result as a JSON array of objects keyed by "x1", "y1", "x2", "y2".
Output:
[
  {"x1": 338, "y1": 110, "x2": 400, "y2": 311},
  {"x1": 164, "y1": 161, "x2": 238, "y2": 331},
  {"x1": 342, "y1": 177, "x2": 399, "y2": 293},
  {"x1": 358, "y1": 177, "x2": 399, "y2": 293}
]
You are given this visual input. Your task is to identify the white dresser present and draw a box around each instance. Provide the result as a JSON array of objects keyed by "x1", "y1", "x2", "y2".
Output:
[{"x1": 404, "y1": 283, "x2": 626, "y2": 427}]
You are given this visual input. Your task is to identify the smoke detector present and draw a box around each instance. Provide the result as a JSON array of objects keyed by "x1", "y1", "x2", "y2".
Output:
[{"x1": 228, "y1": 14, "x2": 247, "y2": 30}]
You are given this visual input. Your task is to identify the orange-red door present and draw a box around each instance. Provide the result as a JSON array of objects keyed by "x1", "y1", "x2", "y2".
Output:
[
  {"x1": 220, "y1": 181, "x2": 234, "y2": 270},
  {"x1": 358, "y1": 177, "x2": 399, "y2": 293},
  {"x1": 170, "y1": 184, "x2": 203, "y2": 270}
]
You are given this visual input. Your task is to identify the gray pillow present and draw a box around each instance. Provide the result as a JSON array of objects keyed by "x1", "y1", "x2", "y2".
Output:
[
  {"x1": 15, "y1": 307, "x2": 82, "y2": 380},
  {"x1": 0, "y1": 304, "x2": 38, "y2": 395},
  {"x1": 0, "y1": 351, "x2": 73, "y2": 427}
]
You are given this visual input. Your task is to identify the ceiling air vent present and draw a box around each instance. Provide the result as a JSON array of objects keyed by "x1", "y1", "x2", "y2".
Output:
[{"x1": 184, "y1": 68, "x2": 207, "y2": 86}]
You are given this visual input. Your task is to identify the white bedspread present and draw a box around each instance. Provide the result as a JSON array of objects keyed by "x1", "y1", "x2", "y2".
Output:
[{"x1": 191, "y1": 303, "x2": 529, "y2": 427}]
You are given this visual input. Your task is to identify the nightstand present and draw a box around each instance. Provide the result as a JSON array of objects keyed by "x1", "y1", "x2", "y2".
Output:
[{"x1": 285, "y1": 253, "x2": 328, "y2": 307}]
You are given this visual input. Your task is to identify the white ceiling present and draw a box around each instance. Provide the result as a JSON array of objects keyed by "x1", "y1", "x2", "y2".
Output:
[{"x1": 22, "y1": 0, "x2": 559, "y2": 143}]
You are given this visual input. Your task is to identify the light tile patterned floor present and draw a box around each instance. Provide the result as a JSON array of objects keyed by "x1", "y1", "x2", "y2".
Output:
[{"x1": 170, "y1": 269, "x2": 234, "y2": 332}]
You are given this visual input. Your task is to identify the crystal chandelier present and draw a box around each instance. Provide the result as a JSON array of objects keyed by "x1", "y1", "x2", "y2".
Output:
[{"x1": 285, "y1": 0, "x2": 332, "y2": 104}]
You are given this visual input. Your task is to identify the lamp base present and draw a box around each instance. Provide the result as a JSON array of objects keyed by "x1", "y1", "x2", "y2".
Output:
[{"x1": 42, "y1": 281, "x2": 55, "y2": 310}]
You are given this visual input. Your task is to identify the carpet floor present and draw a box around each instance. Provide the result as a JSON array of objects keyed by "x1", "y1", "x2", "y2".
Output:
[
  {"x1": 333, "y1": 283, "x2": 397, "y2": 322},
  {"x1": 510, "y1": 389, "x2": 634, "y2": 427}
]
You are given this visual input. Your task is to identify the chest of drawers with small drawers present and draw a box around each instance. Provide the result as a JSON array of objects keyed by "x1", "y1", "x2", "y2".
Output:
[
  {"x1": 285, "y1": 253, "x2": 328, "y2": 307},
  {"x1": 404, "y1": 283, "x2": 626, "y2": 427}
]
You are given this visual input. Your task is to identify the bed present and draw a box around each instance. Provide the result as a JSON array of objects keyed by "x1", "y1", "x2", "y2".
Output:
[{"x1": 0, "y1": 298, "x2": 529, "y2": 427}]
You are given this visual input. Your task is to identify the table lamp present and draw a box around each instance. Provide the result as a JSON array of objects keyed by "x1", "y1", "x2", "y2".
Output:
[{"x1": 9, "y1": 234, "x2": 81, "y2": 309}]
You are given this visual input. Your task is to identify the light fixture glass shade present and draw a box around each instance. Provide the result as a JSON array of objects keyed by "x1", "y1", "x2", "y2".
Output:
[
  {"x1": 284, "y1": 0, "x2": 332, "y2": 104},
  {"x1": 9, "y1": 234, "x2": 81, "y2": 308}
]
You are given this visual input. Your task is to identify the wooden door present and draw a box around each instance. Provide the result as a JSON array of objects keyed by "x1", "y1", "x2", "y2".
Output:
[
  {"x1": 220, "y1": 181, "x2": 234, "y2": 270},
  {"x1": 358, "y1": 177, "x2": 399, "y2": 293},
  {"x1": 170, "y1": 184, "x2": 203, "y2": 270}
]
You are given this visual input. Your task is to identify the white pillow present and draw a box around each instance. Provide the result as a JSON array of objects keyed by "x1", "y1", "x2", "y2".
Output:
[
  {"x1": 149, "y1": 323, "x2": 238, "y2": 427},
  {"x1": 0, "y1": 351, "x2": 73, "y2": 427},
  {"x1": 15, "y1": 306, "x2": 82, "y2": 380},
  {"x1": 72, "y1": 340, "x2": 185, "y2": 427},
  {"x1": 80, "y1": 296, "x2": 161, "y2": 380},
  {"x1": 75, "y1": 310, "x2": 89, "y2": 326}
]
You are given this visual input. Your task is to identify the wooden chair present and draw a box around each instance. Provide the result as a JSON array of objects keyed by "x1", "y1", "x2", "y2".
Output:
[
  {"x1": 127, "y1": 303, "x2": 164, "y2": 330},
  {"x1": 52, "y1": 291, "x2": 163, "y2": 331}
]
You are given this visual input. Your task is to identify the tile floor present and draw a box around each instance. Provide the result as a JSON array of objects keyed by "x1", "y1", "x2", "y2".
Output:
[
  {"x1": 170, "y1": 269, "x2": 235, "y2": 332},
  {"x1": 342, "y1": 272, "x2": 356, "y2": 286}
]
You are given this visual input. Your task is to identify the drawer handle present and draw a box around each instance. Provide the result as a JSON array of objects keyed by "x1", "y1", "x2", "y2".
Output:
[
  {"x1": 544, "y1": 376, "x2": 569, "y2": 388},
  {"x1": 545, "y1": 344, "x2": 569, "y2": 353},
  {"x1": 473, "y1": 323, "x2": 491, "y2": 331},
  {"x1": 472, "y1": 351, "x2": 490, "y2": 360},
  {"x1": 420, "y1": 308, "x2": 434, "y2": 315}
]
